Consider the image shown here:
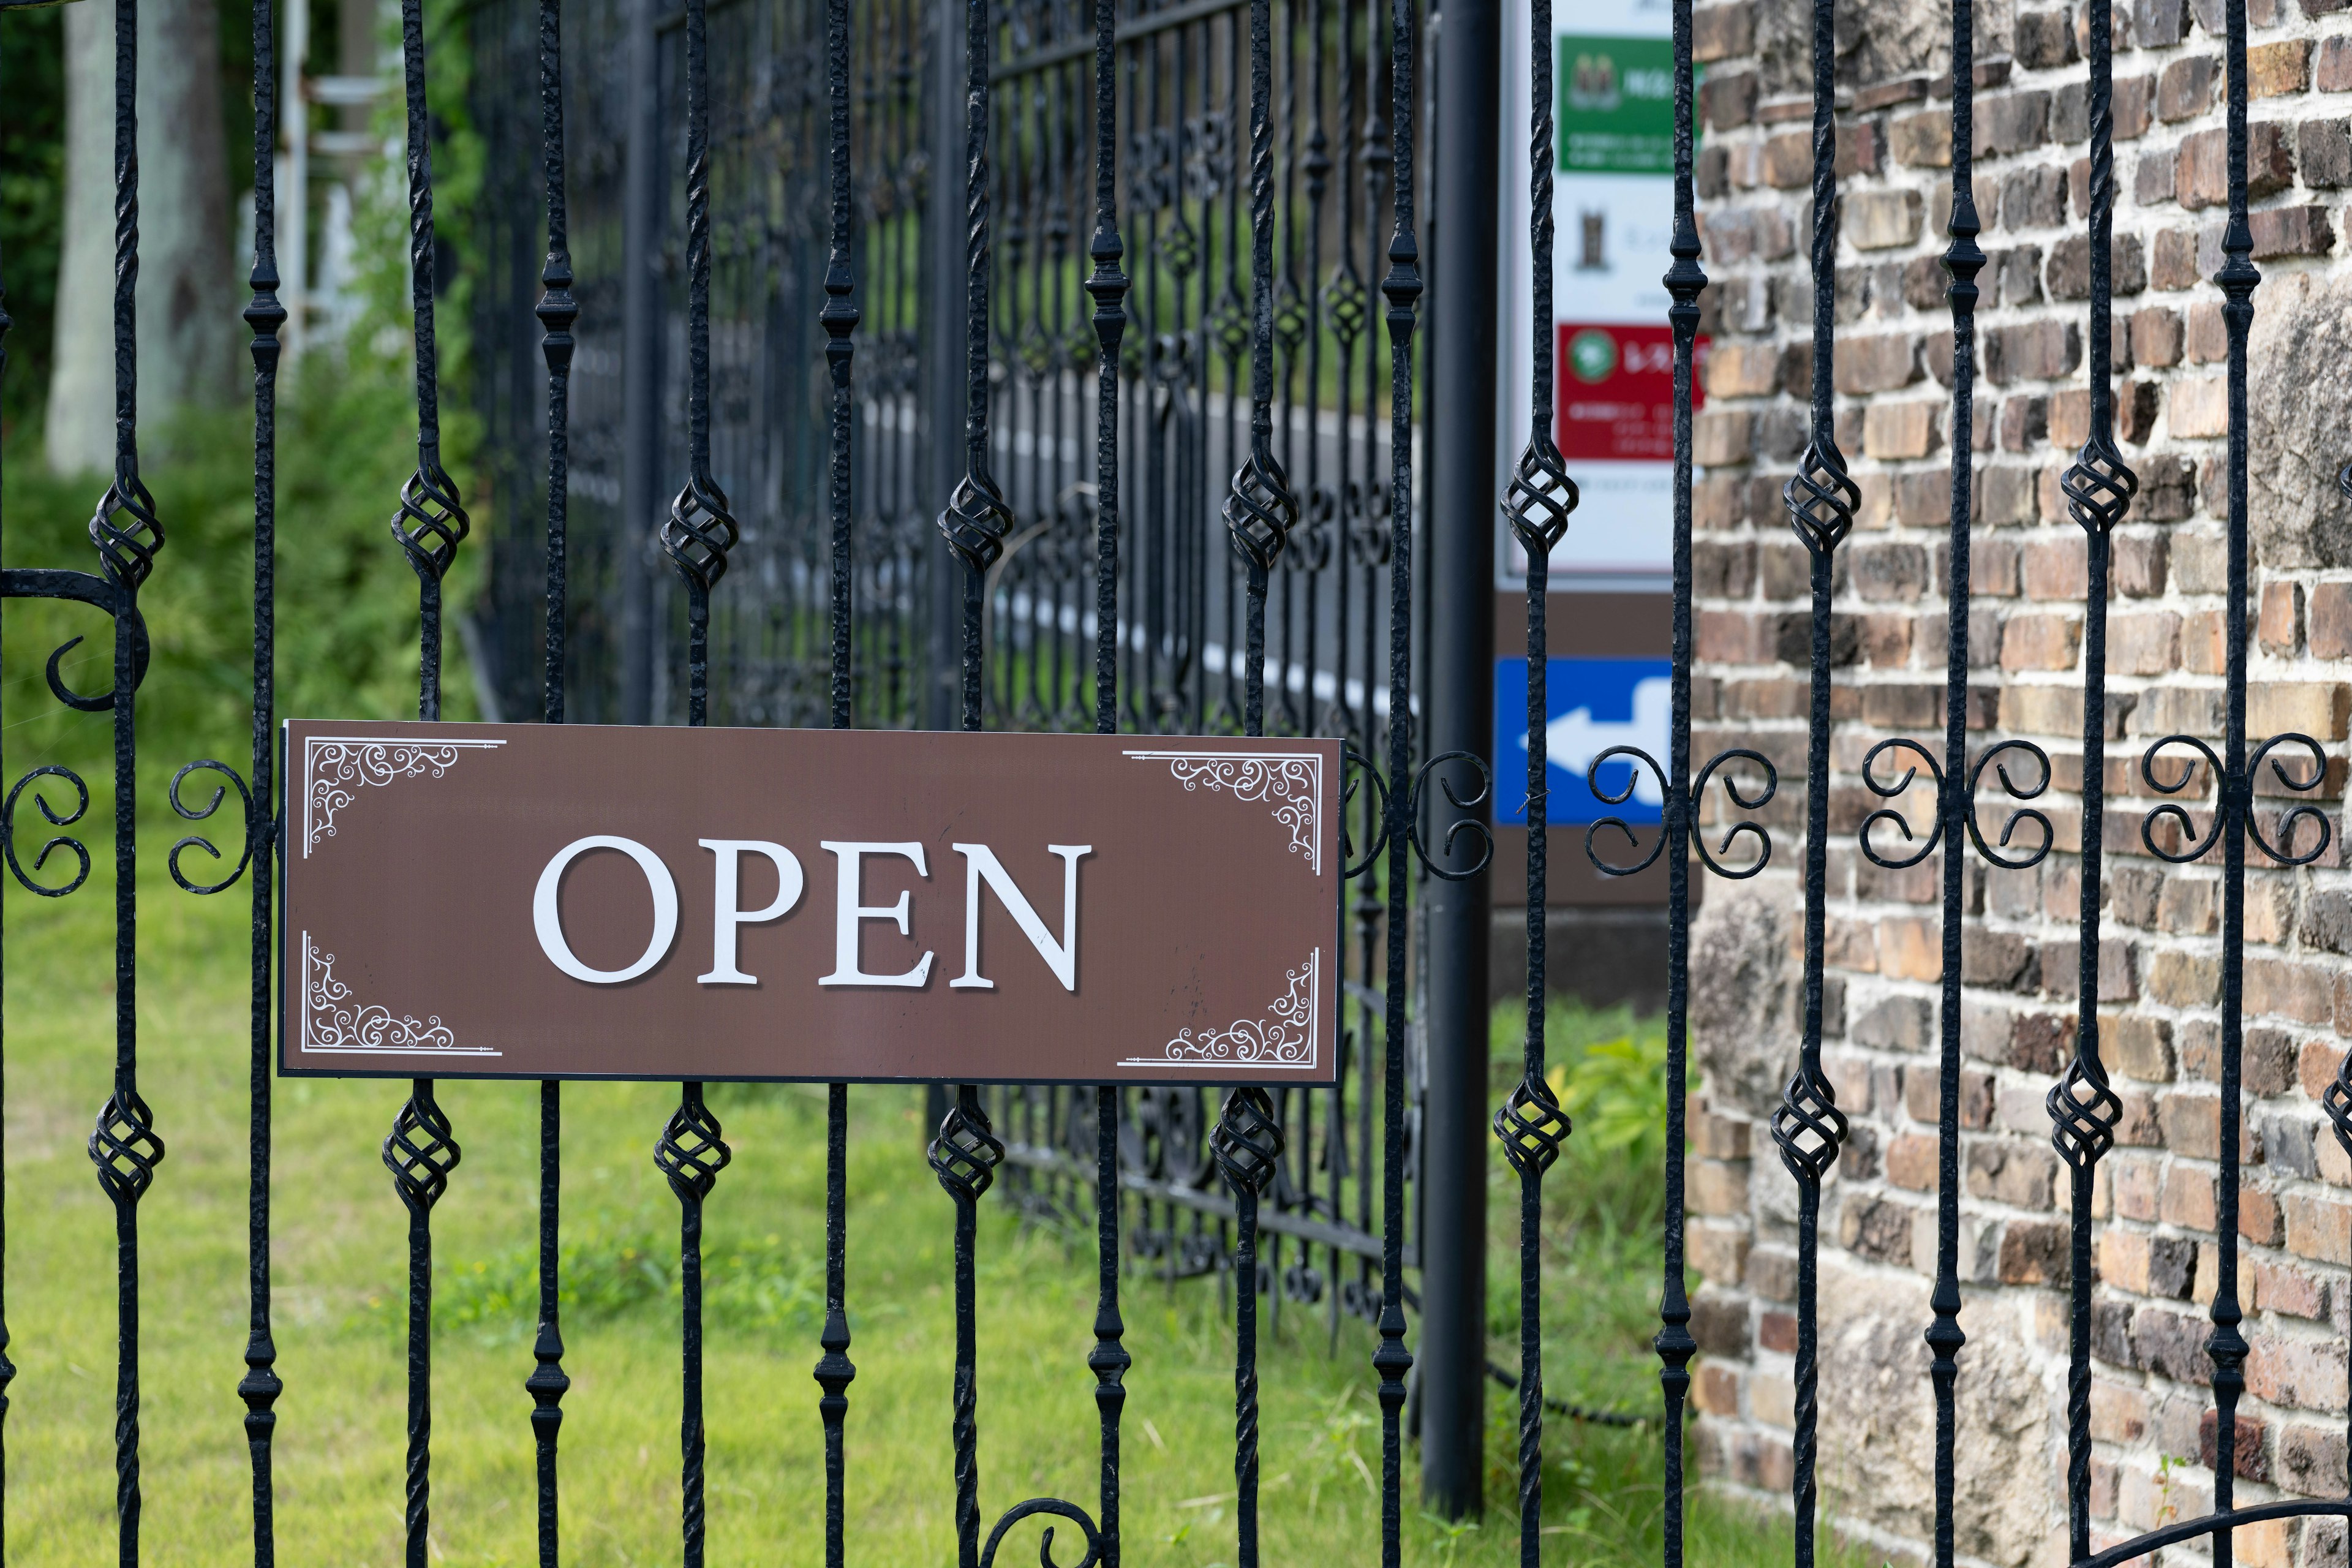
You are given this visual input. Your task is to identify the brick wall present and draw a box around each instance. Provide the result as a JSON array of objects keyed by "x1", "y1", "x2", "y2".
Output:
[{"x1": 1678, "y1": 0, "x2": 2352, "y2": 1559}]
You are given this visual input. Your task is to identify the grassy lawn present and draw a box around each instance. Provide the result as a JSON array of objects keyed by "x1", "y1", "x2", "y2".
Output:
[{"x1": 2, "y1": 843, "x2": 1850, "y2": 1566}]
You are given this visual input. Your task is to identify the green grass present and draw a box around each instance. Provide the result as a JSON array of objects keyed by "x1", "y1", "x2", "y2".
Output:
[{"x1": 0, "y1": 853, "x2": 1863, "y2": 1564}]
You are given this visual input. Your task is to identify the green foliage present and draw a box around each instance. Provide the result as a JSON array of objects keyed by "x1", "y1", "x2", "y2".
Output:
[{"x1": 0, "y1": 4, "x2": 66, "y2": 429}]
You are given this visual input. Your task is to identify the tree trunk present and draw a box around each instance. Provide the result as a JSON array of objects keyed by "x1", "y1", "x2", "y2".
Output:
[{"x1": 47, "y1": 0, "x2": 236, "y2": 478}]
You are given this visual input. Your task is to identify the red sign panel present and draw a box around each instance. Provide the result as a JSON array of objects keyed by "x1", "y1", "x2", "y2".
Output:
[{"x1": 1555, "y1": 322, "x2": 1708, "y2": 463}]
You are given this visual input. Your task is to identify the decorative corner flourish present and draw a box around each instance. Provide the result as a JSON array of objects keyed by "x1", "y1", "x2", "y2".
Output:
[
  {"x1": 1125, "y1": 748, "x2": 1322, "y2": 874},
  {"x1": 1122, "y1": 949, "x2": 1321, "y2": 1071},
  {"x1": 299, "y1": 931, "x2": 495, "y2": 1057},
  {"x1": 302, "y1": 735, "x2": 505, "y2": 856}
]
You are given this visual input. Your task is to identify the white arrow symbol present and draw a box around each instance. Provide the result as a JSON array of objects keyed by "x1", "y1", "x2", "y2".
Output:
[{"x1": 1518, "y1": 675, "x2": 1670, "y2": 807}]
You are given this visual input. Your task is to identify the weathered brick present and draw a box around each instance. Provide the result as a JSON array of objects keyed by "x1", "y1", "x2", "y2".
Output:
[
  {"x1": 2251, "y1": 205, "x2": 2335, "y2": 260},
  {"x1": 1845, "y1": 189, "x2": 1923, "y2": 251},
  {"x1": 1762, "y1": 131, "x2": 1812, "y2": 189},
  {"x1": 2322, "y1": 34, "x2": 2352, "y2": 92},
  {"x1": 2108, "y1": 610, "x2": 2180, "y2": 675},
  {"x1": 2260, "y1": 581, "x2": 2303, "y2": 656},
  {"x1": 2151, "y1": 228, "x2": 2200, "y2": 289},
  {"x1": 2140, "y1": 0, "x2": 2190, "y2": 45},
  {"x1": 1705, "y1": 341, "x2": 1782, "y2": 399},
  {"x1": 2201, "y1": 1412, "x2": 2272, "y2": 1482},
  {"x1": 2161, "y1": 56, "x2": 2220, "y2": 121},
  {"x1": 1998, "y1": 1219, "x2": 2068, "y2": 1286},
  {"x1": 2112, "y1": 1015, "x2": 2175, "y2": 1080},
  {"x1": 2160, "y1": 1091, "x2": 2224, "y2": 1159},
  {"x1": 1834, "y1": 333, "x2": 1920, "y2": 394},
  {"x1": 1863, "y1": 400, "x2": 1940, "y2": 460},
  {"x1": 1691, "y1": 0, "x2": 1753, "y2": 61},
  {"x1": 2178, "y1": 123, "x2": 2293, "y2": 209},
  {"x1": 2092, "y1": 1381, "x2": 2150, "y2": 1444},
  {"x1": 1884, "y1": 1133, "x2": 1937, "y2": 1191},
  {"x1": 2171, "y1": 375, "x2": 2230, "y2": 438},
  {"x1": 2015, "y1": 9, "x2": 2076, "y2": 67},
  {"x1": 2310, "y1": 582, "x2": 2352, "y2": 658},
  {"x1": 1981, "y1": 92, "x2": 2052, "y2": 157},
  {"x1": 2302, "y1": 119, "x2": 2352, "y2": 187},
  {"x1": 1840, "y1": 1196, "x2": 1915, "y2": 1264},
  {"x1": 1986, "y1": 320, "x2": 2081, "y2": 383},
  {"x1": 2046, "y1": 234, "x2": 2145, "y2": 301},
  {"x1": 2280, "y1": 1424, "x2": 2349, "y2": 1496},
  {"x1": 1969, "y1": 1140, "x2": 2060, "y2": 1208},
  {"x1": 2133, "y1": 1307, "x2": 2213, "y2": 1383},
  {"x1": 2248, "y1": 1336, "x2": 2349, "y2": 1411},
  {"x1": 1999, "y1": 164, "x2": 2068, "y2": 231},
  {"x1": 2249, "y1": 682, "x2": 2351, "y2": 741},
  {"x1": 1690, "y1": 1292, "x2": 1750, "y2": 1356},
  {"x1": 2257, "y1": 1259, "x2": 2329, "y2": 1321},
  {"x1": 2251, "y1": 38, "x2": 2311, "y2": 97},
  {"x1": 2022, "y1": 533, "x2": 2088, "y2": 600},
  {"x1": 1694, "y1": 410, "x2": 1752, "y2": 467},
  {"x1": 1702, "y1": 70, "x2": 1758, "y2": 131},
  {"x1": 1891, "y1": 109, "x2": 1951, "y2": 168},
  {"x1": 2285, "y1": 1192, "x2": 2352, "y2": 1264},
  {"x1": 2163, "y1": 1166, "x2": 2217, "y2": 1231},
  {"x1": 2128, "y1": 306, "x2": 2184, "y2": 368}
]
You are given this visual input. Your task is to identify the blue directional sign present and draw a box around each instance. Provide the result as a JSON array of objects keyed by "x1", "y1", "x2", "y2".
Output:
[{"x1": 1493, "y1": 656, "x2": 1673, "y2": 827}]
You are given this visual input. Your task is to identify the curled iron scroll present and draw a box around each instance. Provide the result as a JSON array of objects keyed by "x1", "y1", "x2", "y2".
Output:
[
  {"x1": 2245, "y1": 732, "x2": 2335, "y2": 867},
  {"x1": 1340, "y1": 742, "x2": 1391, "y2": 879},
  {"x1": 1691, "y1": 747, "x2": 1777, "y2": 880},
  {"x1": 1583, "y1": 745, "x2": 1668, "y2": 877},
  {"x1": 979, "y1": 1497, "x2": 1103, "y2": 1568},
  {"x1": 1858, "y1": 737, "x2": 1945, "y2": 871},
  {"x1": 167, "y1": 760, "x2": 257, "y2": 894},
  {"x1": 1, "y1": 766, "x2": 92, "y2": 897},
  {"x1": 2, "y1": 566, "x2": 154, "y2": 710},
  {"x1": 1406, "y1": 749, "x2": 1492, "y2": 882},
  {"x1": 1964, "y1": 739, "x2": 2054, "y2": 870},
  {"x1": 2138, "y1": 733, "x2": 2226, "y2": 865}
]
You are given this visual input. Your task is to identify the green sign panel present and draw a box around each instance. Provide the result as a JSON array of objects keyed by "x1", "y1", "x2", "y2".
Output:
[{"x1": 1555, "y1": 35, "x2": 1678, "y2": 176}]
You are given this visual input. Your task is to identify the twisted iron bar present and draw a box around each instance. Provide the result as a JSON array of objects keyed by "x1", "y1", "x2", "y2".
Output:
[
  {"x1": 1771, "y1": 0, "x2": 1851, "y2": 1553},
  {"x1": 383, "y1": 1082, "x2": 459, "y2": 1568},
  {"x1": 80, "y1": 2, "x2": 170, "y2": 1555},
  {"x1": 0, "y1": 119, "x2": 12, "y2": 1550},
  {"x1": 1212, "y1": 1088, "x2": 1283, "y2": 1568},
  {"x1": 931, "y1": 1087, "x2": 1005, "y2": 1568},
  {"x1": 653, "y1": 1084, "x2": 729, "y2": 1567}
]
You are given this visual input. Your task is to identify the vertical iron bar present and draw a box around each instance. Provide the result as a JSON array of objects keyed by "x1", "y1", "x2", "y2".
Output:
[
  {"x1": 242, "y1": 0, "x2": 288, "y2": 1551},
  {"x1": 929, "y1": 1084, "x2": 1004, "y2": 1568},
  {"x1": 1087, "y1": 2, "x2": 1130, "y2": 1552},
  {"x1": 84, "y1": 0, "x2": 171, "y2": 1558},
  {"x1": 816, "y1": 0, "x2": 859, "y2": 1559},
  {"x1": 0, "y1": 105, "x2": 10, "y2": 1544},
  {"x1": 1494, "y1": 0, "x2": 1580, "y2": 1544},
  {"x1": 530, "y1": 0, "x2": 576, "y2": 1558},
  {"x1": 1768, "y1": 0, "x2": 1858, "y2": 1558},
  {"x1": 2207, "y1": 0, "x2": 2257, "y2": 1553},
  {"x1": 2049, "y1": 0, "x2": 2135, "y2": 1544},
  {"x1": 383, "y1": 1, "x2": 469, "y2": 1557},
  {"x1": 653, "y1": 0, "x2": 737, "y2": 1555},
  {"x1": 1376, "y1": 0, "x2": 1420, "y2": 1555},
  {"x1": 1654, "y1": 0, "x2": 1704, "y2": 1558},
  {"x1": 1928, "y1": 0, "x2": 1982, "y2": 1561},
  {"x1": 619, "y1": 0, "x2": 661, "y2": 725}
]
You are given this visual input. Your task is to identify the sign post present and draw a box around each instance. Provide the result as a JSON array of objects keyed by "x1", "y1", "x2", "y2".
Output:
[{"x1": 282, "y1": 722, "x2": 1343, "y2": 1084}]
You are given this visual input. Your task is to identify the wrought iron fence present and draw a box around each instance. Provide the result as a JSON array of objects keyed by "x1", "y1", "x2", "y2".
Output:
[{"x1": 1, "y1": 0, "x2": 2335, "y2": 1553}]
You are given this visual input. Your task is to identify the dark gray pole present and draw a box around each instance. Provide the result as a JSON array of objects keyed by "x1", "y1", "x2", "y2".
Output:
[
  {"x1": 1420, "y1": 0, "x2": 1499, "y2": 1521},
  {"x1": 619, "y1": 0, "x2": 662, "y2": 725},
  {"x1": 923, "y1": 0, "x2": 970, "y2": 734}
]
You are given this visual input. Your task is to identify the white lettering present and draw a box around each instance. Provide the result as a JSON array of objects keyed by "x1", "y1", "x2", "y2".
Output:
[
  {"x1": 817, "y1": 841, "x2": 933, "y2": 987},
  {"x1": 949, "y1": 843, "x2": 1090, "y2": 992},
  {"x1": 533, "y1": 835, "x2": 679, "y2": 984},
  {"x1": 696, "y1": 839, "x2": 804, "y2": 984}
]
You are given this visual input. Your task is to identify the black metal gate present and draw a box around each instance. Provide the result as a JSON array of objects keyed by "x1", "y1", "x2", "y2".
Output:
[{"x1": 3, "y1": 0, "x2": 2335, "y2": 1555}]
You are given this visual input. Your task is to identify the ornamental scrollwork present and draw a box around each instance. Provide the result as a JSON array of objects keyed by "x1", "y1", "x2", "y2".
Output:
[
  {"x1": 300, "y1": 931, "x2": 489, "y2": 1057},
  {"x1": 1126, "y1": 748, "x2": 1322, "y2": 873},
  {"x1": 1128, "y1": 950, "x2": 1320, "y2": 1070},
  {"x1": 302, "y1": 736, "x2": 504, "y2": 856}
]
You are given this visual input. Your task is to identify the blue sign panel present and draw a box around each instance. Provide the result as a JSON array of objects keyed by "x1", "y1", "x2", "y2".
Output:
[{"x1": 1493, "y1": 656, "x2": 1672, "y2": 827}]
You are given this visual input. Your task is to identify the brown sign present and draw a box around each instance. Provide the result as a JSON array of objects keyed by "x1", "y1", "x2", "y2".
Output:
[{"x1": 280, "y1": 720, "x2": 1341, "y2": 1084}]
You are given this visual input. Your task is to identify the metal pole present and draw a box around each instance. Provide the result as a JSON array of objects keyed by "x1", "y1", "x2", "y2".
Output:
[
  {"x1": 1420, "y1": 0, "x2": 1497, "y2": 1520},
  {"x1": 619, "y1": 0, "x2": 661, "y2": 725}
]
